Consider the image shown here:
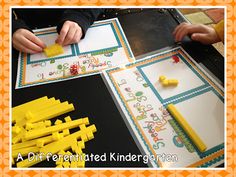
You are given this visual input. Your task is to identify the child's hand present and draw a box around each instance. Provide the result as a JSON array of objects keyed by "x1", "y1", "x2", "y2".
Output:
[
  {"x1": 13, "y1": 29, "x2": 46, "y2": 54},
  {"x1": 56, "y1": 21, "x2": 83, "y2": 46},
  {"x1": 173, "y1": 22, "x2": 221, "y2": 45}
]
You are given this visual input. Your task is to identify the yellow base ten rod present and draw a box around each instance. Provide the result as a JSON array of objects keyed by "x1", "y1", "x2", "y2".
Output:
[{"x1": 167, "y1": 104, "x2": 207, "y2": 152}]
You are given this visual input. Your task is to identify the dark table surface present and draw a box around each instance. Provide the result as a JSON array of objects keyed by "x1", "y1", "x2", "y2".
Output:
[{"x1": 12, "y1": 8, "x2": 224, "y2": 168}]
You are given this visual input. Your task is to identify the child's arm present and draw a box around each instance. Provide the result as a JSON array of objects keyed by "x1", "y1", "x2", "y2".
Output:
[{"x1": 213, "y1": 20, "x2": 224, "y2": 43}]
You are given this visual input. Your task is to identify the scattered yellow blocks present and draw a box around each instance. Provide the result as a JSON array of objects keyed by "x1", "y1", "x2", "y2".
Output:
[
  {"x1": 26, "y1": 101, "x2": 74, "y2": 123},
  {"x1": 24, "y1": 118, "x2": 88, "y2": 140},
  {"x1": 12, "y1": 96, "x2": 48, "y2": 123},
  {"x1": 159, "y1": 75, "x2": 179, "y2": 87},
  {"x1": 12, "y1": 96, "x2": 97, "y2": 168},
  {"x1": 44, "y1": 43, "x2": 64, "y2": 58}
]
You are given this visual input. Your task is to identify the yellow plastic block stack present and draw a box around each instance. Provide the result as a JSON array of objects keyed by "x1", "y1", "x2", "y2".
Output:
[
  {"x1": 167, "y1": 104, "x2": 207, "y2": 152},
  {"x1": 159, "y1": 75, "x2": 179, "y2": 87},
  {"x1": 12, "y1": 96, "x2": 97, "y2": 168},
  {"x1": 44, "y1": 44, "x2": 64, "y2": 58}
]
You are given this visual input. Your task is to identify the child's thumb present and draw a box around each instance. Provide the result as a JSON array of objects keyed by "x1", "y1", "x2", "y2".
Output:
[{"x1": 191, "y1": 33, "x2": 209, "y2": 44}]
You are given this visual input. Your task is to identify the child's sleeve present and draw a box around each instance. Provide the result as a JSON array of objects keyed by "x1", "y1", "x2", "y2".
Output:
[
  {"x1": 214, "y1": 20, "x2": 224, "y2": 43},
  {"x1": 12, "y1": 10, "x2": 32, "y2": 35}
]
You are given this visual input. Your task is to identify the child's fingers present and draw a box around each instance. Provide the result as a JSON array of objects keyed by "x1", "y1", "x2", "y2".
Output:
[
  {"x1": 174, "y1": 24, "x2": 211, "y2": 42},
  {"x1": 173, "y1": 22, "x2": 187, "y2": 36},
  {"x1": 57, "y1": 21, "x2": 83, "y2": 46},
  {"x1": 25, "y1": 31, "x2": 46, "y2": 49},
  {"x1": 174, "y1": 25, "x2": 194, "y2": 42},
  {"x1": 64, "y1": 28, "x2": 82, "y2": 46},
  {"x1": 21, "y1": 36, "x2": 44, "y2": 52},
  {"x1": 13, "y1": 40, "x2": 38, "y2": 54},
  {"x1": 191, "y1": 33, "x2": 212, "y2": 45},
  {"x1": 174, "y1": 25, "x2": 188, "y2": 42},
  {"x1": 173, "y1": 24, "x2": 188, "y2": 41},
  {"x1": 57, "y1": 23, "x2": 70, "y2": 45},
  {"x1": 184, "y1": 25, "x2": 208, "y2": 34},
  {"x1": 62, "y1": 27, "x2": 77, "y2": 46},
  {"x1": 74, "y1": 29, "x2": 82, "y2": 43},
  {"x1": 13, "y1": 29, "x2": 46, "y2": 54}
]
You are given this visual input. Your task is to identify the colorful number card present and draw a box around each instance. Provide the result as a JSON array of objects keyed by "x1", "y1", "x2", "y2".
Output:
[
  {"x1": 103, "y1": 47, "x2": 224, "y2": 168},
  {"x1": 15, "y1": 18, "x2": 134, "y2": 89}
]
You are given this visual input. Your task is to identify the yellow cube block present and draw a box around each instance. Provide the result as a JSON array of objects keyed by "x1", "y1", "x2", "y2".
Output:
[
  {"x1": 55, "y1": 119, "x2": 63, "y2": 125},
  {"x1": 70, "y1": 161, "x2": 77, "y2": 168},
  {"x1": 63, "y1": 161, "x2": 71, "y2": 168},
  {"x1": 159, "y1": 75, "x2": 166, "y2": 83},
  {"x1": 56, "y1": 164, "x2": 63, "y2": 168},
  {"x1": 36, "y1": 140, "x2": 45, "y2": 148},
  {"x1": 52, "y1": 132, "x2": 61, "y2": 141},
  {"x1": 168, "y1": 79, "x2": 179, "y2": 86},
  {"x1": 63, "y1": 129, "x2": 70, "y2": 136},
  {"x1": 12, "y1": 126, "x2": 22, "y2": 134},
  {"x1": 162, "y1": 80, "x2": 169, "y2": 86},
  {"x1": 64, "y1": 116, "x2": 72, "y2": 122},
  {"x1": 25, "y1": 123, "x2": 33, "y2": 130},
  {"x1": 44, "y1": 44, "x2": 64, "y2": 58}
]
